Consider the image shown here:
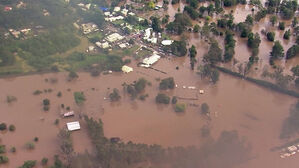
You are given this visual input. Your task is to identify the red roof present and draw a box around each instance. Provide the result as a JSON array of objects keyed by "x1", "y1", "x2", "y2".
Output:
[{"x1": 4, "y1": 7, "x2": 12, "y2": 11}]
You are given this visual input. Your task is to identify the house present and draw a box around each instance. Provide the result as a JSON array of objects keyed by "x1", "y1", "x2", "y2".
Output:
[
  {"x1": 119, "y1": 43, "x2": 127, "y2": 49},
  {"x1": 66, "y1": 121, "x2": 80, "y2": 131},
  {"x1": 8, "y1": 29, "x2": 20, "y2": 38},
  {"x1": 141, "y1": 54, "x2": 161, "y2": 67},
  {"x1": 128, "y1": 12, "x2": 135, "y2": 16},
  {"x1": 161, "y1": 40, "x2": 173, "y2": 46},
  {"x1": 96, "y1": 42, "x2": 110, "y2": 49},
  {"x1": 114, "y1": 7, "x2": 121, "y2": 12},
  {"x1": 122, "y1": 65, "x2": 133, "y2": 73},
  {"x1": 104, "y1": 16, "x2": 124, "y2": 22},
  {"x1": 121, "y1": 8, "x2": 128, "y2": 16},
  {"x1": 20, "y1": 28, "x2": 31, "y2": 35},
  {"x1": 88, "y1": 46, "x2": 95, "y2": 52},
  {"x1": 4, "y1": 6, "x2": 12, "y2": 11},
  {"x1": 105, "y1": 33, "x2": 124, "y2": 43}
]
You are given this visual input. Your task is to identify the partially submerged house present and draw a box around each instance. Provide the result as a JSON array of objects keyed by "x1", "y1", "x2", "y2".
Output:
[
  {"x1": 67, "y1": 121, "x2": 80, "y2": 131},
  {"x1": 140, "y1": 54, "x2": 161, "y2": 68},
  {"x1": 63, "y1": 111, "x2": 75, "y2": 117}
]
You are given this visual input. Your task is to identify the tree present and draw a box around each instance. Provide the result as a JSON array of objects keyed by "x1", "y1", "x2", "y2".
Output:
[
  {"x1": 170, "y1": 40, "x2": 187, "y2": 56},
  {"x1": 109, "y1": 88, "x2": 121, "y2": 101},
  {"x1": 283, "y1": 29, "x2": 291, "y2": 40},
  {"x1": 278, "y1": 22, "x2": 285, "y2": 30},
  {"x1": 159, "y1": 77, "x2": 175, "y2": 90},
  {"x1": 197, "y1": 64, "x2": 220, "y2": 84},
  {"x1": 266, "y1": 32, "x2": 275, "y2": 41},
  {"x1": 270, "y1": 15, "x2": 277, "y2": 26},
  {"x1": 0, "y1": 155, "x2": 8, "y2": 164},
  {"x1": 151, "y1": 17, "x2": 162, "y2": 32},
  {"x1": 171, "y1": 96, "x2": 177, "y2": 104},
  {"x1": 41, "y1": 158, "x2": 48, "y2": 166},
  {"x1": 155, "y1": 93, "x2": 170, "y2": 104},
  {"x1": 270, "y1": 41, "x2": 284, "y2": 60},
  {"x1": 292, "y1": 17, "x2": 298, "y2": 27},
  {"x1": 193, "y1": 24, "x2": 200, "y2": 33},
  {"x1": 201, "y1": 103, "x2": 210, "y2": 115},
  {"x1": 245, "y1": 15, "x2": 253, "y2": 25},
  {"x1": 174, "y1": 103, "x2": 186, "y2": 112},
  {"x1": 43, "y1": 99, "x2": 50, "y2": 106},
  {"x1": 291, "y1": 65, "x2": 299, "y2": 76},
  {"x1": 286, "y1": 45, "x2": 299, "y2": 59},
  {"x1": 134, "y1": 78, "x2": 147, "y2": 93},
  {"x1": 74, "y1": 92, "x2": 86, "y2": 105},
  {"x1": 189, "y1": 45, "x2": 197, "y2": 70},
  {"x1": 68, "y1": 71, "x2": 78, "y2": 80},
  {"x1": 224, "y1": 31, "x2": 236, "y2": 62},
  {"x1": 19, "y1": 160, "x2": 36, "y2": 168},
  {"x1": 203, "y1": 40, "x2": 222, "y2": 64},
  {"x1": 0, "y1": 123, "x2": 7, "y2": 131}
]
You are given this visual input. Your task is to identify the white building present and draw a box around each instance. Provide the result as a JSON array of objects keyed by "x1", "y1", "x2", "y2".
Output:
[
  {"x1": 121, "y1": 8, "x2": 128, "y2": 16},
  {"x1": 122, "y1": 65, "x2": 133, "y2": 73},
  {"x1": 114, "y1": 7, "x2": 121, "y2": 12},
  {"x1": 106, "y1": 33, "x2": 124, "y2": 43},
  {"x1": 119, "y1": 43, "x2": 127, "y2": 49},
  {"x1": 141, "y1": 54, "x2": 161, "y2": 67},
  {"x1": 96, "y1": 42, "x2": 110, "y2": 49},
  {"x1": 161, "y1": 40, "x2": 174, "y2": 46},
  {"x1": 67, "y1": 121, "x2": 80, "y2": 131}
]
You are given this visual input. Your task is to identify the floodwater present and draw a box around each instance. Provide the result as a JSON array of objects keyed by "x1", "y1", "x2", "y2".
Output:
[
  {"x1": 1, "y1": 1, "x2": 299, "y2": 168},
  {"x1": 0, "y1": 56, "x2": 299, "y2": 167}
]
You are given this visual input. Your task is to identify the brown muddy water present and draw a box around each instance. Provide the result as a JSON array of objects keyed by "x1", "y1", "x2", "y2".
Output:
[{"x1": 0, "y1": 57, "x2": 298, "y2": 167}]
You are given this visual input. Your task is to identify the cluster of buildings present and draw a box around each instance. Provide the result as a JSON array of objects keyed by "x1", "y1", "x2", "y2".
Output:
[
  {"x1": 95, "y1": 32, "x2": 127, "y2": 50},
  {"x1": 280, "y1": 144, "x2": 299, "y2": 158},
  {"x1": 7, "y1": 28, "x2": 31, "y2": 38},
  {"x1": 81, "y1": 23, "x2": 99, "y2": 35}
]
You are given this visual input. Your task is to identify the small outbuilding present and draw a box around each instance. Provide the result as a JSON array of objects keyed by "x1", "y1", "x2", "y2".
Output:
[
  {"x1": 67, "y1": 121, "x2": 80, "y2": 131},
  {"x1": 122, "y1": 65, "x2": 133, "y2": 73}
]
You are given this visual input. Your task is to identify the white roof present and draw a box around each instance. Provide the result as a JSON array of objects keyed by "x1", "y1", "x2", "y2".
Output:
[
  {"x1": 122, "y1": 65, "x2": 133, "y2": 73},
  {"x1": 119, "y1": 43, "x2": 127, "y2": 48},
  {"x1": 114, "y1": 7, "x2": 120, "y2": 12},
  {"x1": 161, "y1": 40, "x2": 174, "y2": 46},
  {"x1": 142, "y1": 54, "x2": 161, "y2": 67},
  {"x1": 67, "y1": 121, "x2": 80, "y2": 131},
  {"x1": 106, "y1": 33, "x2": 124, "y2": 42},
  {"x1": 104, "y1": 12, "x2": 111, "y2": 16}
]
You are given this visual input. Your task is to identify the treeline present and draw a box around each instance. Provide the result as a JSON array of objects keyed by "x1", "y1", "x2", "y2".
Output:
[
  {"x1": 84, "y1": 116, "x2": 252, "y2": 168},
  {"x1": 215, "y1": 66, "x2": 299, "y2": 98}
]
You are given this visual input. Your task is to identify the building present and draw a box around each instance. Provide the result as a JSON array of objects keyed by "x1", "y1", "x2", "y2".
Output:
[
  {"x1": 20, "y1": 28, "x2": 31, "y2": 35},
  {"x1": 4, "y1": 6, "x2": 12, "y2": 11},
  {"x1": 105, "y1": 33, "x2": 124, "y2": 43},
  {"x1": 81, "y1": 23, "x2": 98, "y2": 34},
  {"x1": 8, "y1": 29, "x2": 20, "y2": 38},
  {"x1": 114, "y1": 7, "x2": 121, "y2": 12},
  {"x1": 161, "y1": 40, "x2": 174, "y2": 46},
  {"x1": 104, "y1": 16, "x2": 124, "y2": 22},
  {"x1": 63, "y1": 111, "x2": 74, "y2": 117},
  {"x1": 122, "y1": 65, "x2": 133, "y2": 73},
  {"x1": 66, "y1": 121, "x2": 80, "y2": 131},
  {"x1": 141, "y1": 54, "x2": 161, "y2": 67},
  {"x1": 121, "y1": 8, "x2": 128, "y2": 16},
  {"x1": 88, "y1": 46, "x2": 95, "y2": 52},
  {"x1": 119, "y1": 43, "x2": 127, "y2": 49},
  {"x1": 96, "y1": 42, "x2": 110, "y2": 49}
]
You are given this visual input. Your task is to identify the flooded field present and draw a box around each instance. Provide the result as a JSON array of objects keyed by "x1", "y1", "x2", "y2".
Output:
[{"x1": 0, "y1": 57, "x2": 299, "y2": 167}]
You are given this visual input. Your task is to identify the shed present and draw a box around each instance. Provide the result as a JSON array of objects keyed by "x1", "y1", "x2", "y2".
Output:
[
  {"x1": 122, "y1": 65, "x2": 133, "y2": 73},
  {"x1": 67, "y1": 121, "x2": 80, "y2": 131},
  {"x1": 63, "y1": 111, "x2": 75, "y2": 117},
  {"x1": 161, "y1": 40, "x2": 174, "y2": 46}
]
